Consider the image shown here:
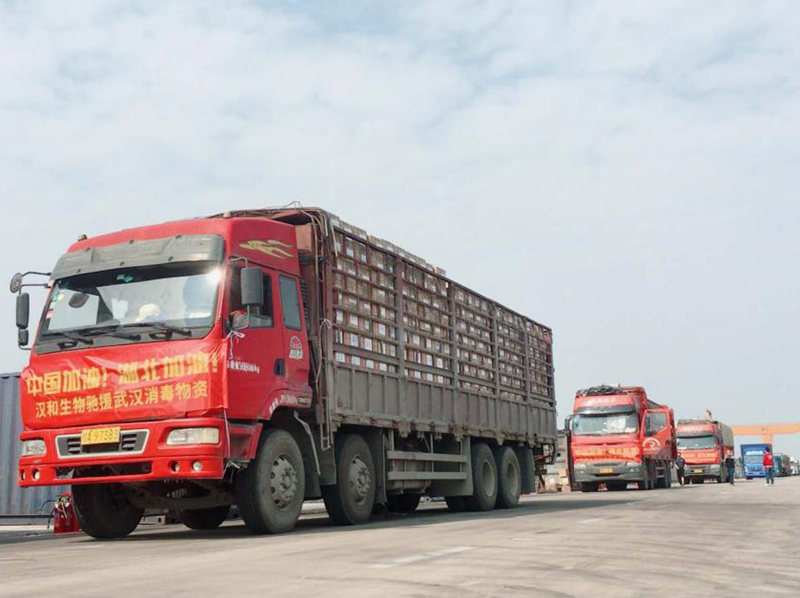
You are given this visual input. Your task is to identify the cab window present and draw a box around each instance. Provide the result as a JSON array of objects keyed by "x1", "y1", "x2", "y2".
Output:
[
  {"x1": 645, "y1": 412, "x2": 668, "y2": 436},
  {"x1": 279, "y1": 275, "x2": 302, "y2": 331},
  {"x1": 229, "y1": 266, "x2": 273, "y2": 328}
]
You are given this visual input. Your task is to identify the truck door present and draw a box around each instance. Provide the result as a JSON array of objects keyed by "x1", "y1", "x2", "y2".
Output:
[
  {"x1": 643, "y1": 408, "x2": 673, "y2": 459},
  {"x1": 224, "y1": 265, "x2": 285, "y2": 420},
  {"x1": 276, "y1": 274, "x2": 311, "y2": 395}
]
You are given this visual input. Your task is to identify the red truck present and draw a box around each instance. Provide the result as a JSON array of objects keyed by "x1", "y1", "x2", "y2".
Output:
[
  {"x1": 676, "y1": 418, "x2": 734, "y2": 484},
  {"x1": 566, "y1": 385, "x2": 676, "y2": 491},
  {"x1": 12, "y1": 207, "x2": 556, "y2": 538}
]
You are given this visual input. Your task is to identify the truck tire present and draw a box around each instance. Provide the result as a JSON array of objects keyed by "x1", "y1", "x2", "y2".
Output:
[
  {"x1": 72, "y1": 482, "x2": 144, "y2": 539},
  {"x1": 465, "y1": 443, "x2": 498, "y2": 511},
  {"x1": 445, "y1": 496, "x2": 467, "y2": 512},
  {"x1": 236, "y1": 428, "x2": 305, "y2": 535},
  {"x1": 637, "y1": 471, "x2": 653, "y2": 490},
  {"x1": 493, "y1": 446, "x2": 521, "y2": 509},
  {"x1": 387, "y1": 494, "x2": 421, "y2": 513},
  {"x1": 177, "y1": 506, "x2": 230, "y2": 530},
  {"x1": 322, "y1": 434, "x2": 376, "y2": 525}
]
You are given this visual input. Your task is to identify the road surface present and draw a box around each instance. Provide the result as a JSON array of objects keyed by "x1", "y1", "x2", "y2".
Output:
[{"x1": 2, "y1": 477, "x2": 798, "y2": 597}]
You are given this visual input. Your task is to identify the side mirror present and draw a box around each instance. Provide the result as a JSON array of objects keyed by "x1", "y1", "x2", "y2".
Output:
[
  {"x1": 16, "y1": 293, "x2": 30, "y2": 329},
  {"x1": 18, "y1": 329, "x2": 29, "y2": 348},
  {"x1": 10, "y1": 272, "x2": 23, "y2": 294},
  {"x1": 564, "y1": 416, "x2": 572, "y2": 432},
  {"x1": 241, "y1": 267, "x2": 264, "y2": 307}
]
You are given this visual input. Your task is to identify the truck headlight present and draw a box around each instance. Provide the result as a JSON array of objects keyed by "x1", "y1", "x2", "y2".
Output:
[
  {"x1": 709, "y1": 465, "x2": 719, "y2": 471},
  {"x1": 574, "y1": 463, "x2": 587, "y2": 469},
  {"x1": 21, "y1": 439, "x2": 46, "y2": 457},
  {"x1": 626, "y1": 462, "x2": 642, "y2": 467},
  {"x1": 166, "y1": 427, "x2": 220, "y2": 446}
]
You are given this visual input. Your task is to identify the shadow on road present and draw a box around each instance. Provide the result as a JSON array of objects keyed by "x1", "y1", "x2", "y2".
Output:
[
  {"x1": 0, "y1": 492, "x2": 648, "y2": 546},
  {"x1": 67, "y1": 496, "x2": 628, "y2": 544}
]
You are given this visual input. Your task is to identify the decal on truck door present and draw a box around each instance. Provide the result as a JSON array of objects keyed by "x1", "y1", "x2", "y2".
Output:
[
  {"x1": 642, "y1": 437, "x2": 662, "y2": 455},
  {"x1": 288, "y1": 336, "x2": 304, "y2": 360},
  {"x1": 239, "y1": 240, "x2": 294, "y2": 259}
]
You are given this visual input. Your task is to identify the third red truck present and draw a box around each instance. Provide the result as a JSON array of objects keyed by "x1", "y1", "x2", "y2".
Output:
[{"x1": 676, "y1": 418, "x2": 734, "y2": 484}]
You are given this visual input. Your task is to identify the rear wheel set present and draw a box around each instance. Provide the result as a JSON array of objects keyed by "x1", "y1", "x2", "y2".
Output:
[
  {"x1": 447, "y1": 442, "x2": 522, "y2": 511},
  {"x1": 322, "y1": 434, "x2": 377, "y2": 526}
]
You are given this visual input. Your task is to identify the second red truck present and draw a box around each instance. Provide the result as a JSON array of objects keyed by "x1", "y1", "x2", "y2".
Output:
[{"x1": 567, "y1": 385, "x2": 676, "y2": 491}]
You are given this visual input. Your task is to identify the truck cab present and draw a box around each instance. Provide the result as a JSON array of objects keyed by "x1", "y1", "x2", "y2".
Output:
[
  {"x1": 14, "y1": 216, "x2": 314, "y2": 536},
  {"x1": 741, "y1": 443, "x2": 772, "y2": 479},
  {"x1": 567, "y1": 385, "x2": 675, "y2": 492}
]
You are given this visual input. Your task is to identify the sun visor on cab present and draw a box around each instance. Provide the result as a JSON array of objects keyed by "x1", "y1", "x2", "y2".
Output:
[{"x1": 51, "y1": 234, "x2": 225, "y2": 280}]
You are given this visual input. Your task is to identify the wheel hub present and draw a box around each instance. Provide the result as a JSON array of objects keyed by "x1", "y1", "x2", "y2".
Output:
[
  {"x1": 270, "y1": 454, "x2": 298, "y2": 509},
  {"x1": 349, "y1": 456, "x2": 371, "y2": 504},
  {"x1": 483, "y1": 461, "x2": 496, "y2": 497}
]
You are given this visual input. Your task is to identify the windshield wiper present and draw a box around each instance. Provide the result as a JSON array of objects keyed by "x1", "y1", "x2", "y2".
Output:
[
  {"x1": 76, "y1": 325, "x2": 141, "y2": 341},
  {"x1": 44, "y1": 331, "x2": 94, "y2": 346},
  {"x1": 126, "y1": 322, "x2": 193, "y2": 337}
]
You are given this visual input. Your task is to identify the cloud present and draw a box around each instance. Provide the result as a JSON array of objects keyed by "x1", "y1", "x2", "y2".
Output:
[{"x1": 1, "y1": 0, "x2": 799, "y2": 450}]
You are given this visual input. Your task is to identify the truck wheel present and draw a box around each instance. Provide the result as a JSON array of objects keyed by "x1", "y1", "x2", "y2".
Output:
[
  {"x1": 387, "y1": 494, "x2": 421, "y2": 513},
  {"x1": 493, "y1": 446, "x2": 521, "y2": 509},
  {"x1": 322, "y1": 434, "x2": 376, "y2": 525},
  {"x1": 72, "y1": 482, "x2": 144, "y2": 539},
  {"x1": 465, "y1": 443, "x2": 498, "y2": 511},
  {"x1": 178, "y1": 506, "x2": 230, "y2": 530},
  {"x1": 445, "y1": 496, "x2": 467, "y2": 512},
  {"x1": 236, "y1": 428, "x2": 305, "y2": 534}
]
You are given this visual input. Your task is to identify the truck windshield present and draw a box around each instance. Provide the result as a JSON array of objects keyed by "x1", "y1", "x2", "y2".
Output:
[
  {"x1": 744, "y1": 453, "x2": 765, "y2": 463},
  {"x1": 677, "y1": 436, "x2": 717, "y2": 449},
  {"x1": 572, "y1": 413, "x2": 638, "y2": 436},
  {"x1": 39, "y1": 262, "x2": 221, "y2": 338}
]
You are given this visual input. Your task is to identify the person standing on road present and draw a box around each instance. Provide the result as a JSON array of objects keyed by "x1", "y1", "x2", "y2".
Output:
[
  {"x1": 725, "y1": 454, "x2": 736, "y2": 485},
  {"x1": 675, "y1": 456, "x2": 686, "y2": 486},
  {"x1": 763, "y1": 448, "x2": 775, "y2": 485}
]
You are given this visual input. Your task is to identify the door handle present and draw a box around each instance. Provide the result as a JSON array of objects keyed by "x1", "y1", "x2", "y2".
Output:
[{"x1": 274, "y1": 358, "x2": 286, "y2": 376}]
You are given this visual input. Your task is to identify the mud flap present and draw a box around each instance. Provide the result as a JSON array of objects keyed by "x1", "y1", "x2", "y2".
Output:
[{"x1": 516, "y1": 446, "x2": 537, "y2": 494}]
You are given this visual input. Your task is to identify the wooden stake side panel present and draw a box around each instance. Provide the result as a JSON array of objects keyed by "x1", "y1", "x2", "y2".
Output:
[{"x1": 329, "y1": 229, "x2": 554, "y2": 408}]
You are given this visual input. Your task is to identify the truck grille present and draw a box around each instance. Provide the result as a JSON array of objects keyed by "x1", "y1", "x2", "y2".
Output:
[{"x1": 56, "y1": 430, "x2": 148, "y2": 458}]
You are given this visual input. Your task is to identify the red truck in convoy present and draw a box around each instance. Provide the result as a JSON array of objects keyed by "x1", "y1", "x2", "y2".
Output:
[
  {"x1": 12, "y1": 207, "x2": 556, "y2": 538},
  {"x1": 676, "y1": 418, "x2": 734, "y2": 484},
  {"x1": 566, "y1": 385, "x2": 676, "y2": 491}
]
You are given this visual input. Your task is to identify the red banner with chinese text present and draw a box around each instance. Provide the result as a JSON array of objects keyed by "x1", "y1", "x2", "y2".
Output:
[{"x1": 20, "y1": 340, "x2": 225, "y2": 429}]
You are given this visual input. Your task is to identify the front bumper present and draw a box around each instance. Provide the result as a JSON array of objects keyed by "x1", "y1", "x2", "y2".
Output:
[
  {"x1": 18, "y1": 417, "x2": 227, "y2": 487},
  {"x1": 683, "y1": 464, "x2": 721, "y2": 479},
  {"x1": 573, "y1": 462, "x2": 645, "y2": 483}
]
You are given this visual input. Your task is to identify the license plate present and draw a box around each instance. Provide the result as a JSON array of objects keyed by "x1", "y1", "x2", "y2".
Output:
[
  {"x1": 694, "y1": 469, "x2": 703, "y2": 473},
  {"x1": 599, "y1": 468, "x2": 613, "y2": 474},
  {"x1": 80, "y1": 427, "x2": 121, "y2": 446}
]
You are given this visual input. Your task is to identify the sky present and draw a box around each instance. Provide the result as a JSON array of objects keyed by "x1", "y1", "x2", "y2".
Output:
[{"x1": 1, "y1": 1, "x2": 799, "y2": 455}]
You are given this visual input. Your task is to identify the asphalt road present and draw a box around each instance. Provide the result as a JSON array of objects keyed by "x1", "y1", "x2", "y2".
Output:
[{"x1": 2, "y1": 477, "x2": 799, "y2": 598}]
